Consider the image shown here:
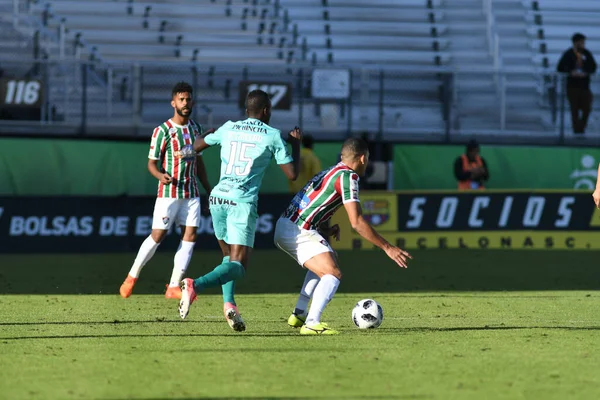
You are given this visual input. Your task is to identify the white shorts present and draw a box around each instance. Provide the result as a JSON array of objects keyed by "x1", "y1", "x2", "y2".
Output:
[
  {"x1": 274, "y1": 217, "x2": 333, "y2": 267},
  {"x1": 152, "y1": 197, "x2": 201, "y2": 230}
]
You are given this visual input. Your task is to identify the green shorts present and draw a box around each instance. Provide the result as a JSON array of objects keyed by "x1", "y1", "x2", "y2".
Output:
[{"x1": 209, "y1": 196, "x2": 258, "y2": 248}]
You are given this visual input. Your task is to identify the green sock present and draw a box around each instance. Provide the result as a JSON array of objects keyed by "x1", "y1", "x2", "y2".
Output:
[
  {"x1": 220, "y1": 256, "x2": 236, "y2": 305},
  {"x1": 193, "y1": 261, "x2": 245, "y2": 292},
  {"x1": 222, "y1": 280, "x2": 236, "y2": 305}
]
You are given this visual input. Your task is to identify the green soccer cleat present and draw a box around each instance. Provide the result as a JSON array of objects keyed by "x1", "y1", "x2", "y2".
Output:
[
  {"x1": 287, "y1": 313, "x2": 306, "y2": 328},
  {"x1": 300, "y1": 322, "x2": 339, "y2": 335}
]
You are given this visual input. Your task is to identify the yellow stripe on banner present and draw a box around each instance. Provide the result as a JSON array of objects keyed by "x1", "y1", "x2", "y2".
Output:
[
  {"x1": 331, "y1": 231, "x2": 600, "y2": 251},
  {"x1": 589, "y1": 208, "x2": 600, "y2": 227}
]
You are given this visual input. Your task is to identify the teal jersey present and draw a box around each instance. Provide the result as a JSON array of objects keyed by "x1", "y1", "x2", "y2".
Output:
[{"x1": 205, "y1": 118, "x2": 293, "y2": 203}]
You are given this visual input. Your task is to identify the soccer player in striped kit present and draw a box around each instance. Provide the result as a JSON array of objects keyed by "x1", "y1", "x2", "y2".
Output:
[
  {"x1": 274, "y1": 137, "x2": 412, "y2": 334},
  {"x1": 119, "y1": 82, "x2": 212, "y2": 300}
]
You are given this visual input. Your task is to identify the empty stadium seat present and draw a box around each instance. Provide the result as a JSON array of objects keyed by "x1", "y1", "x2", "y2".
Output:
[
  {"x1": 522, "y1": 0, "x2": 599, "y2": 12},
  {"x1": 282, "y1": 7, "x2": 444, "y2": 22}
]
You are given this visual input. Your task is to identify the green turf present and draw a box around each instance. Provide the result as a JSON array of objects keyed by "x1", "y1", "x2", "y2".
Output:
[{"x1": 1, "y1": 250, "x2": 600, "y2": 399}]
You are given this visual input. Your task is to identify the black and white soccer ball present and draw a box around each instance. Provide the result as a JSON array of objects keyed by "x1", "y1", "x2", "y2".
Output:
[{"x1": 352, "y1": 299, "x2": 384, "y2": 329}]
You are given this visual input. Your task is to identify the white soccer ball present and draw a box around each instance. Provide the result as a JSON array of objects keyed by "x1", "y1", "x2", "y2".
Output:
[{"x1": 352, "y1": 299, "x2": 384, "y2": 329}]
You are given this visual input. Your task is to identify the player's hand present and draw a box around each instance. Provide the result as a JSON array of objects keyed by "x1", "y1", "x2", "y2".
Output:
[
  {"x1": 384, "y1": 245, "x2": 412, "y2": 268},
  {"x1": 288, "y1": 127, "x2": 302, "y2": 143},
  {"x1": 329, "y1": 224, "x2": 341, "y2": 241},
  {"x1": 593, "y1": 188, "x2": 600, "y2": 208},
  {"x1": 160, "y1": 173, "x2": 172, "y2": 184}
]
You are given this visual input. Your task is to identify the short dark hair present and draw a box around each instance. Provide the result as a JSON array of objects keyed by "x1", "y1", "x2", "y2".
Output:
[
  {"x1": 341, "y1": 137, "x2": 369, "y2": 160},
  {"x1": 246, "y1": 89, "x2": 271, "y2": 114},
  {"x1": 302, "y1": 134, "x2": 314, "y2": 149},
  {"x1": 572, "y1": 33, "x2": 586, "y2": 43},
  {"x1": 172, "y1": 81, "x2": 193, "y2": 98},
  {"x1": 466, "y1": 139, "x2": 479, "y2": 152}
]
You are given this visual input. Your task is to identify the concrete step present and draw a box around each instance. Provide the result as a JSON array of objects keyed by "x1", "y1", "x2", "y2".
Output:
[{"x1": 444, "y1": 0, "x2": 483, "y2": 9}]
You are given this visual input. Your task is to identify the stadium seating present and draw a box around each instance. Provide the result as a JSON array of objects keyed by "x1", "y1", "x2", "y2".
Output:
[
  {"x1": 522, "y1": 0, "x2": 600, "y2": 133},
  {"x1": 13, "y1": 0, "x2": 449, "y2": 135},
  {"x1": 13, "y1": 0, "x2": 600, "y2": 137}
]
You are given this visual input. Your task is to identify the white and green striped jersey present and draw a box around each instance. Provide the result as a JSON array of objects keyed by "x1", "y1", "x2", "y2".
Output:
[
  {"x1": 148, "y1": 119, "x2": 203, "y2": 199},
  {"x1": 282, "y1": 162, "x2": 360, "y2": 230}
]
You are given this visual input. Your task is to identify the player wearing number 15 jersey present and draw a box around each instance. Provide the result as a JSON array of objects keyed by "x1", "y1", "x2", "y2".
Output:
[
  {"x1": 178, "y1": 89, "x2": 302, "y2": 331},
  {"x1": 274, "y1": 138, "x2": 413, "y2": 335}
]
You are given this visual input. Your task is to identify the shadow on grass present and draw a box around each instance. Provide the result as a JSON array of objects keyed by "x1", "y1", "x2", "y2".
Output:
[
  {"x1": 102, "y1": 397, "x2": 428, "y2": 400},
  {"x1": 0, "y1": 332, "x2": 300, "y2": 340},
  {"x1": 104, "y1": 394, "x2": 426, "y2": 400},
  {"x1": 3, "y1": 325, "x2": 600, "y2": 341},
  {"x1": 0, "y1": 319, "x2": 221, "y2": 326}
]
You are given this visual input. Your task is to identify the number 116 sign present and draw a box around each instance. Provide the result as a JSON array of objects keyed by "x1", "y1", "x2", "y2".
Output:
[
  {"x1": 238, "y1": 81, "x2": 292, "y2": 110},
  {"x1": 1, "y1": 79, "x2": 43, "y2": 107}
]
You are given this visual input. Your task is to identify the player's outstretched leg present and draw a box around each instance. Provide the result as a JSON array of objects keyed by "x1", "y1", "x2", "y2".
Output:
[
  {"x1": 177, "y1": 259, "x2": 246, "y2": 319},
  {"x1": 120, "y1": 234, "x2": 161, "y2": 298},
  {"x1": 288, "y1": 270, "x2": 320, "y2": 328}
]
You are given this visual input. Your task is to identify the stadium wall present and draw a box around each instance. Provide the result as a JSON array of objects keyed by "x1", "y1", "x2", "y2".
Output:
[
  {"x1": 0, "y1": 138, "x2": 341, "y2": 196},
  {"x1": 394, "y1": 145, "x2": 600, "y2": 190},
  {"x1": 1, "y1": 138, "x2": 600, "y2": 195}
]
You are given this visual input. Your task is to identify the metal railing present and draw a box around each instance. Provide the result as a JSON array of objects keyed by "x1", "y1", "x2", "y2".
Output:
[
  {"x1": 0, "y1": 59, "x2": 598, "y2": 145},
  {"x1": 483, "y1": 0, "x2": 506, "y2": 131}
]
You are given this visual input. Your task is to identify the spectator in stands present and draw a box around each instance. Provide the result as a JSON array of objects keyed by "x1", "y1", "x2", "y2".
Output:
[
  {"x1": 454, "y1": 139, "x2": 489, "y2": 190},
  {"x1": 557, "y1": 33, "x2": 597, "y2": 134},
  {"x1": 288, "y1": 134, "x2": 322, "y2": 194}
]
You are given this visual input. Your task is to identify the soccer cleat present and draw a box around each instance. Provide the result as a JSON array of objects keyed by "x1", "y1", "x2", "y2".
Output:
[
  {"x1": 119, "y1": 275, "x2": 137, "y2": 298},
  {"x1": 300, "y1": 322, "x2": 339, "y2": 335},
  {"x1": 165, "y1": 284, "x2": 182, "y2": 300},
  {"x1": 178, "y1": 278, "x2": 197, "y2": 319},
  {"x1": 287, "y1": 313, "x2": 306, "y2": 328},
  {"x1": 224, "y1": 302, "x2": 246, "y2": 332}
]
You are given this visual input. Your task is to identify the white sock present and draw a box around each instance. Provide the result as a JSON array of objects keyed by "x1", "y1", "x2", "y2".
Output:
[
  {"x1": 294, "y1": 270, "x2": 320, "y2": 317},
  {"x1": 129, "y1": 235, "x2": 160, "y2": 278},
  {"x1": 169, "y1": 240, "x2": 195, "y2": 287},
  {"x1": 306, "y1": 274, "x2": 340, "y2": 325}
]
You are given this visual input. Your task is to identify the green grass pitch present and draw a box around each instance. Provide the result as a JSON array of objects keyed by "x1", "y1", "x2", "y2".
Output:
[{"x1": 1, "y1": 250, "x2": 600, "y2": 399}]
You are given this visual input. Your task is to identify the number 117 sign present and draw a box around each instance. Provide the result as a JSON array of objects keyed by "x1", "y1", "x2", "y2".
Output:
[{"x1": 238, "y1": 81, "x2": 292, "y2": 110}]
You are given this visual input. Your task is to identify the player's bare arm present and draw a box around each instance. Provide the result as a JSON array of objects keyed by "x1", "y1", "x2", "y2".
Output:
[
  {"x1": 192, "y1": 128, "x2": 216, "y2": 153},
  {"x1": 195, "y1": 154, "x2": 211, "y2": 194},
  {"x1": 279, "y1": 127, "x2": 302, "y2": 180},
  {"x1": 592, "y1": 163, "x2": 600, "y2": 208},
  {"x1": 343, "y1": 201, "x2": 412, "y2": 268},
  {"x1": 147, "y1": 159, "x2": 172, "y2": 184}
]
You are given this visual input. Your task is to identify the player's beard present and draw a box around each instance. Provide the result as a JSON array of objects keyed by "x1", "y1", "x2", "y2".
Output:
[{"x1": 176, "y1": 106, "x2": 191, "y2": 118}]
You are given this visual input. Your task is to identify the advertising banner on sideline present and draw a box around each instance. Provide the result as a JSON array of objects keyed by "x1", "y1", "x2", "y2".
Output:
[
  {"x1": 330, "y1": 191, "x2": 600, "y2": 250},
  {"x1": 0, "y1": 195, "x2": 292, "y2": 253}
]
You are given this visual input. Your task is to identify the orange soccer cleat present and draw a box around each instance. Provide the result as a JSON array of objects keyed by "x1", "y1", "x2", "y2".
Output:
[
  {"x1": 165, "y1": 284, "x2": 182, "y2": 300},
  {"x1": 119, "y1": 275, "x2": 137, "y2": 298}
]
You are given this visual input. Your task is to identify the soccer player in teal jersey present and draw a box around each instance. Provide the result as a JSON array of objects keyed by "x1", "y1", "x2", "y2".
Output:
[
  {"x1": 178, "y1": 89, "x2": 302, "y2": 331},
  {"x1": 274, "y1": 138, "x2": 412, "y2": 334}
]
